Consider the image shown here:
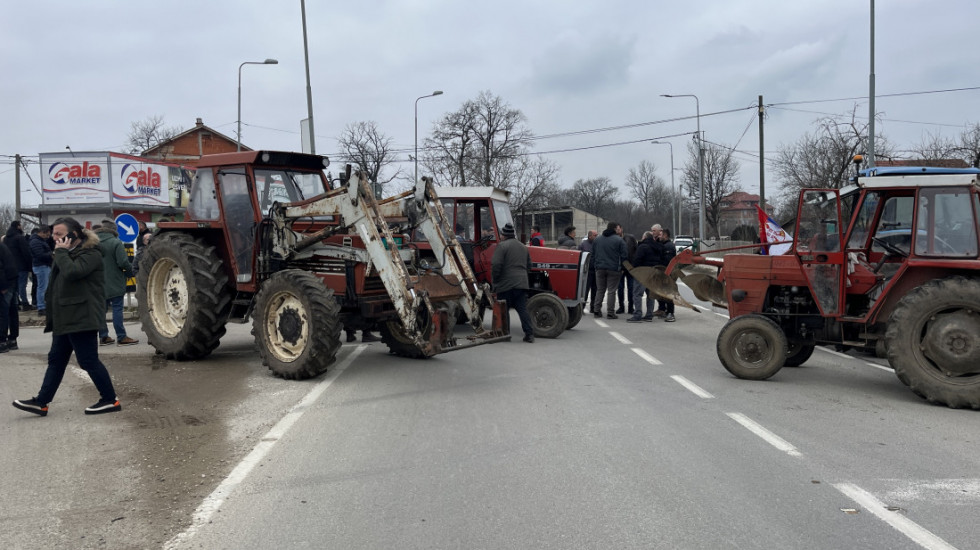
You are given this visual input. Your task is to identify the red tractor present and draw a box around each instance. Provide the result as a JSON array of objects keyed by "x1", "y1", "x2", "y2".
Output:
[
  {"x1": 667, "y1": 166, "x2": 980, "y2": 409},
  {"x1": 414, "y1": 186, "x2": 589, "y2": 338},
  {"x1": 137, "y1": 151, "x2": 509, "y2": 379}
]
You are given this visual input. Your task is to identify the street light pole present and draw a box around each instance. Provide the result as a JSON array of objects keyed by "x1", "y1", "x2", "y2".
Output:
[
  {"x1": 300, "y1": 0, "x2": 316, "y2": 154},
  {"x1": 237, "y1": 58, "x2": 279, "y2": 152},
  {"x1": 661, "y1": 94, "x2": 704, "y2": 241},
  {"x1": 651, "y1": 140, "x2": 675, "y2": 234},
  {"x1": 415, "y1": 90, "x2": 443, "y2": 184}
]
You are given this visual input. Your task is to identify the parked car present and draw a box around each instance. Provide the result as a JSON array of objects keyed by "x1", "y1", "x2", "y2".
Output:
[{"x1": 674, "y1": 235, "x2": 695, "y2": 253}]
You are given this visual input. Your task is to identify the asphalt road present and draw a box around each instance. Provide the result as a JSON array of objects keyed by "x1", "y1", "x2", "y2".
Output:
[{"x1": 3, "y1": 290, "x2": 978, "y2": 550}]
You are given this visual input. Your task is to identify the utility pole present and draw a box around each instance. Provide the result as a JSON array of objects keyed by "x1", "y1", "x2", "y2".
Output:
[
  {"x1": 300, "y1": 0, "x2": 316, "y2": 154},
  {"x1": 758, "y1": 95, "x2": 765, "y2": 213},
  {"x1": 868, "y1": 0, "x2": 876, "y2": 168},
  {"x1": 14, "y1": 154, "x2": 21, "y2": 218}
]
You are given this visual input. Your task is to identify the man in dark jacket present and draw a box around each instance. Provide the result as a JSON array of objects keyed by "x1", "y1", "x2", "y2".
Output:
[
  {"x1": 657, "y1": 228, "x2": 678, "y2": 322},
  {"x1": 96, "y1": 219, "x2": 138, "y2": 346},
  {"x1": 491, "y1": 223, "x2": 535, "y2": 343},
  {"x1": 616, "y1": 232, "x2": 638, "y2": 314},
  {"x1": 556, "y1": 226, "x2": 577, "y2": 249},
  {"x1": 0, "y1": 240, "x2": 20, "y2": 352},
  {"x1": 5, "y1": 221, "x2": 32, "y2": 310},
  {"x1": 627, "y1": 231, "x2": 664, "y2": 322},
  {"x1": 592, "y1": 222, "x2": 628, "y2": 319},
  {"x1": 13, "y1": 217, "x2": 121, "y2": 416},
  {"x1": 30, "y1": 225, "x2": 53, "y2": 315}
]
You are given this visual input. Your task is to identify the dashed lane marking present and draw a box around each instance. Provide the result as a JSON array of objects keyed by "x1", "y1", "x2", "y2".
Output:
[
  {"x1": 671, "y1": 375, "x2": 715, "y2": 399},
  {"x1": 631, "y1": 347, "x2": 663, "y2": 366},
  {"x1": 726, "y1": 412, "x2": 802, "y2": 457},
  {"x1": 834, "y1": 483, "x2": 959, "y2": 550},
  {"x1": 610, "y1": 331, "x2": 632, "y2": 345}
]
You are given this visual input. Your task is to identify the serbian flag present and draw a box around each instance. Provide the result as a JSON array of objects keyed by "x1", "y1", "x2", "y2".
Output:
[{"x1": 757, "y1": 205, "x2": 793, "y2": 255}]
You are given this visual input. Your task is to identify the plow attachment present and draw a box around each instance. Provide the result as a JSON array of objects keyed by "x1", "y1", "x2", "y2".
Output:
[{"x1": 624, "y1": 262, "x2": 700, "y2": 312}]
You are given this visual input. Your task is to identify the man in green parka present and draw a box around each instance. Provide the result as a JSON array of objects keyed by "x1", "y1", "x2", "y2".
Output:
[{"x1": 95, "y1": 219, "x2": 138, "y2": 346}]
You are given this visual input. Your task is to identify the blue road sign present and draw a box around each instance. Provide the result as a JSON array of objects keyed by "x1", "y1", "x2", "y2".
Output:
[{"x1": 114, "y1": 213, "x2": 140, "y2": 244}]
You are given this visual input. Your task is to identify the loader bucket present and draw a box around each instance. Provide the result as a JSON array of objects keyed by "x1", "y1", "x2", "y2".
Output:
[
  {"x1": 681, "y1": 273, "x2": 727, "y2": 307},
  {"x1": 624, "y1": 262, "x2": 699, "y2": 312}
]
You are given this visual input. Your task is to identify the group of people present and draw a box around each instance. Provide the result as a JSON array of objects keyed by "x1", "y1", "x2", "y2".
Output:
[
  {"x1": 580, "y1": 221, "x2": 678, "y2": 323},
  {"x1": 0, "y1": 221, "x2": 54, "y2": 352},
  {"x1": 10, "y1": 216, "x2": 154, "y2": 417}
]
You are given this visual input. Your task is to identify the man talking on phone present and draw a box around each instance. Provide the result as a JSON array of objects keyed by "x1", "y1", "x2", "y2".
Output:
[{"x1": 13, "y1": 217, "x2": 121, "y2": 416}]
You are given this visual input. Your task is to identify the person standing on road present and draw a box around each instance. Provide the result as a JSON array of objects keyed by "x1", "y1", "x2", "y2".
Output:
[
  {"x1": 528, "y1": 225, "x2": 544, "y2": 247},
  {"x1": 491, "y1": 223, "x2": 535, "y2": 343},
  {"x1": 592, "y1": 222, "x2": 627, "y2": 319},
  {"x1": 96, "y1": 219, "x2": 138, "y2": 346},
  {"x1": 658, "y1": 227, "x2": 677, "y2": 322},
  {"x1": 0, "y1": 239, "x2": 20, "y2": 353},
  {"x1": 579, "y1": 230, "x2": 598, "y2": 315},
  {"x1": 616, "y1": 232, "x2": 638, "y2": 314},
  {"x1": 5, "y1": 221, "x2": 32, "y2": 311},
  {"x1": 13, "y1": 217, "x2": 122, "y2": 416},
  {"x1": 627, "y1": 231, "x2": 662, "y2": 323},
  {"x1": 30, "y1": 225, "x2": 53, "y2": 316},
  {"x1": 556, "y1": 226, "x2": 577, "y2": 249}
]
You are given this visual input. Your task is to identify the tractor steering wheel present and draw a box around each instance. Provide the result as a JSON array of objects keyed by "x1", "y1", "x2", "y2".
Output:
[{"x1": 872, "y1": 236, "x2": 908, "y2": 258}]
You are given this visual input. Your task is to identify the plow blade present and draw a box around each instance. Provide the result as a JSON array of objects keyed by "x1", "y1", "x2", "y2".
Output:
[
  {"x1": 681, "y1": 273, "x2": 727, "y2": 307},
  {"x1": 624, "y1": 262, "x2": 699, "y2": 312}
]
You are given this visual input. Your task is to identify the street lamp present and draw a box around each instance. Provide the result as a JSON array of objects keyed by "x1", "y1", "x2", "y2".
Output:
[
  {"x1": 237, "y1": 58, "x2": 279, "y2": 152},
  {"x1": 651, "y1": 140, "x2": 676, "y2": 235},
  {"x1": 661, "y1": 94, "x2": 704, "y2": 241},
  {"x1": 415, "y1": 90, "x2": 443, "y2": 184}
]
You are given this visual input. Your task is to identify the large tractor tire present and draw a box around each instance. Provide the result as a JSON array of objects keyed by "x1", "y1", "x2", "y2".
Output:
[
  {"x1": 717, "y1": 314, "x2": 788, "y2": 381},
  {"x1": 381, "y1": 306, "x2": 456, "y2": 359},
  {"x1": 137, "y1": 233, "x2": 232, "y2": 360},
  {"x1": 784, "y1": 342, "x2": 816, "y2": 367},
  {"x1": 566, "y1": 303, "x2": 584, "y2": 330},
  {"x1": 885, "y1": 276, "x2": 980, "y2": 409},
  {"x1": 252, "y1": 270, "x2": 342, "y2": 380},
  {"x1": 527, "y1": 292, "x2": 569, "y2": 339}
]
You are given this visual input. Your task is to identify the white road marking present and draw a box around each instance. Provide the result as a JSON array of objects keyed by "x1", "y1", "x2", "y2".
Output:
[
  {"x1": 610, "y1": 331, "x2": 632, "y2": 345},
  {"x1": 864, "y1": 361, "x2": 894, "y2": 373},
  {"x1": 726, "y1": 412, "x2": 801, "y2": 457},
  {"x1": 632, "y1": 347, "x2": 663, "y2": 365},
  {"x1": 817, "y1": 346, "x2": 854, "y2": 360},
  {"x1": 165, "y1": 345, "x2": 367, "y2": 549},
  {"x1": 595, "y1": 319, "x2": 609, "y2": 328},
  {"x1": 670, "y1": 375, "x2": 715, "y2": 399},
  {"x1": 834, "y1": 483, "x2": 959, "y2": 550}
]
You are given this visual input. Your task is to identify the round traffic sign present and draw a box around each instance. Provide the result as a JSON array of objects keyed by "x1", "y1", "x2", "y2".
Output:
[{"x1": 114, "y1": 213, "x2": 140, "y2": 244}]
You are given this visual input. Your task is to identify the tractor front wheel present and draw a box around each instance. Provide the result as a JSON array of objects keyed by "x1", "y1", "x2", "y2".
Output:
[
  {"x1": 252, "y1": 270, "x2": 342, "y2": 380},
  {"x1": 885, "y1": 276, "x2": 980, "y2": 409},
  {"x1": 717, "y1": 314, "x2": 788, "y2": 381},
  {"x1": 527, "y1": 293, "x2": 569, "y2": 338}
]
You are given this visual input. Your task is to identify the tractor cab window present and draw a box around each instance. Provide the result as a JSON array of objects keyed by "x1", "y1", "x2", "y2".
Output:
[
  {"x1": 478, "y1": 204, "x2": 496, "y2": 241},
  {"x1": 455, "y1": 203, "x2": 475, "y2": 241},
  {"x1": 187, "y1": 168, "x2": 219, "y2": 220},
  {"x1": 871, "y1": 195, "x2": 914, "y2": 255},
  {"x1": 796, "y1": 190, "x2": 841, "y2": 253},
  {"x1": 492, "y1": 200, "x2": 515, "y2": 238},
  {"x1": 914, "y1": 187, "x2": 978, "y2": 257},
  {"x1": 219, "y1": 168, "x2": 256, "y2": 283},
  {"x1": 254, "y1": 169, "x2": 329, "y2": 216},
  {"x1": 846, "y1": 191, "x2": 882, "y2": 249}
]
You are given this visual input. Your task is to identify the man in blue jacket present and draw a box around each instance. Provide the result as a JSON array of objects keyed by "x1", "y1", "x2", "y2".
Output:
[{"x1": 591, "y1": 222, "x2": 628, "y2": 319}]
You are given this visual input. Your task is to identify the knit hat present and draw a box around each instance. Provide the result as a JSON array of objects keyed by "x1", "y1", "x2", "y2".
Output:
[
  {"x1": 500, "y1": 223, "x2": 516, "y2": 238},
  {"x1": 102, "y1": 218, "x2": 117, "y2": 230}
]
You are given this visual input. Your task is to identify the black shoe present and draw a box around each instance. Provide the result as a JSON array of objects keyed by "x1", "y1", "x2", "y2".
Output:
[
  {"x1": 626, "y1": 316, "x2": 643, "y2": 323},
  {"x1": 664, "y1": 313, "x2": 676, "y2": 322},
  {"x1": 36, "y1": 309, "x2": 45, "y2": 317},
  {"x1": 85, "y1": 398, "x2": 121, "y2": 415},
  {"x1": 523, "y1": 334, "x2": 535, "y2": 343},
  {"x1": 345, "y1": 332, "x2": 356, "y2": 343},
  {"x1": 593, "y1": 312, "x2": 602, "y2": 318},
  {"x1": 642, "y1": 316, "x2": 654, "y2": 322},
  {"x1": 615, "y1": 308, "x2": 625, "y2": 314},
  {"x1": 13, "y1": 398, "x2": 48, "y2": 416},
  {"x1": 361, "y1": 331, "x2": 380, "y2": 343},
  {"x1": 628, "y1": 307, "x2": 634, "y2": 314},
  {"x1": 0, "y1": 343, "x2": 7, "y2": 354},
  {"x1": 6, "y1": 339, "x2": 16, "y2": 350},
  {"x1": 606, "y1": 313, "x2": 618, "y2": 320}
]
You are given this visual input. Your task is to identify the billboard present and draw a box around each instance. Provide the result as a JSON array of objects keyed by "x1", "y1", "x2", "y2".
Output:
[
  {"x1": 40, "y1": 152, "x2": 193, "y2": 208},
  {"x1": 41, "y1": 153, "x2": 111, "y2": 204}
]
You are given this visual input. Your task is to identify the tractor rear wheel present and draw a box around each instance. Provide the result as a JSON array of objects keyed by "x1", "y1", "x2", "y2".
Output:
[
  {"x1": 137, "y1": 233, "x2": 231, "y2": 360},
  {"x1": 527, "y1": 293, "x2": 569, "y2": 338},
  {"x1": 252, "y1": 270, "x2": 342, "y2": 380},
  {"x1": 784, "y1": 342, "x2": 815, "y2": 367},
  {"x1": 566, "y1": 303, "x2": 584, "y2": 330},
  {"x1": 885, "y1": 276, "x2": 980, "y2": 409},
  {"x1": 717, "y1": 314, "x2": 788, "y2": 380}
]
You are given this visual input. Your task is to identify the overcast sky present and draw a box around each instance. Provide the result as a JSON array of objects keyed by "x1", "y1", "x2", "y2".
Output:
[{"x1": 3, "y1": 0, "x2": 979, "y2": 211}]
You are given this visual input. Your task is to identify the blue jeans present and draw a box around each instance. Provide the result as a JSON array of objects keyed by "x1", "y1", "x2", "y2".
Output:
[
  {"x1": 36, "y1": 330, "x2": 117, "y2": 406},
  {"x1": 32, "y1": 265, "x2": 50, "y2": 311},
  {"x1": 498, "y1": 288, "x2": 533, "y2": 338},
  {"x1": 100, "y1": 295, "x2": 127, "y2": 339},
  {"x1": 630, "y1": 281, "x2": 656, "y2": 318},
  {"x1": 17, "y1": 271, "x2": 30, "y2": 305}
]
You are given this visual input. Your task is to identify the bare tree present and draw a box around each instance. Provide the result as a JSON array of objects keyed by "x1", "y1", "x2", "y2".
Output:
[
  {"x1": 909, "y1": 122, "x2": 980, "y2": 167},
  {"x1": 506, "y1": 156, "x2": 562, "y2": 212},
  {"x1": 336, "y1": 121, "x2": 403, "y2": 196},
  {"x1": 681, "y1": 141, "x2": 741, "y2": 239},
  {"x1": 421, "y1": 91, "x2": 534, "y2": 188},
  {"x1": 126, "y1": 115, "x2": 180, "y2": 155},
  {"x1": 568, "y1": 177, "x2": 618, "y2": 219},
  {"x1": 624, "y1": 160, "x2": 664, "y2": 212},
  {"x1": 774, "y1": 105, "x2": 894, "y2": 194}
]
